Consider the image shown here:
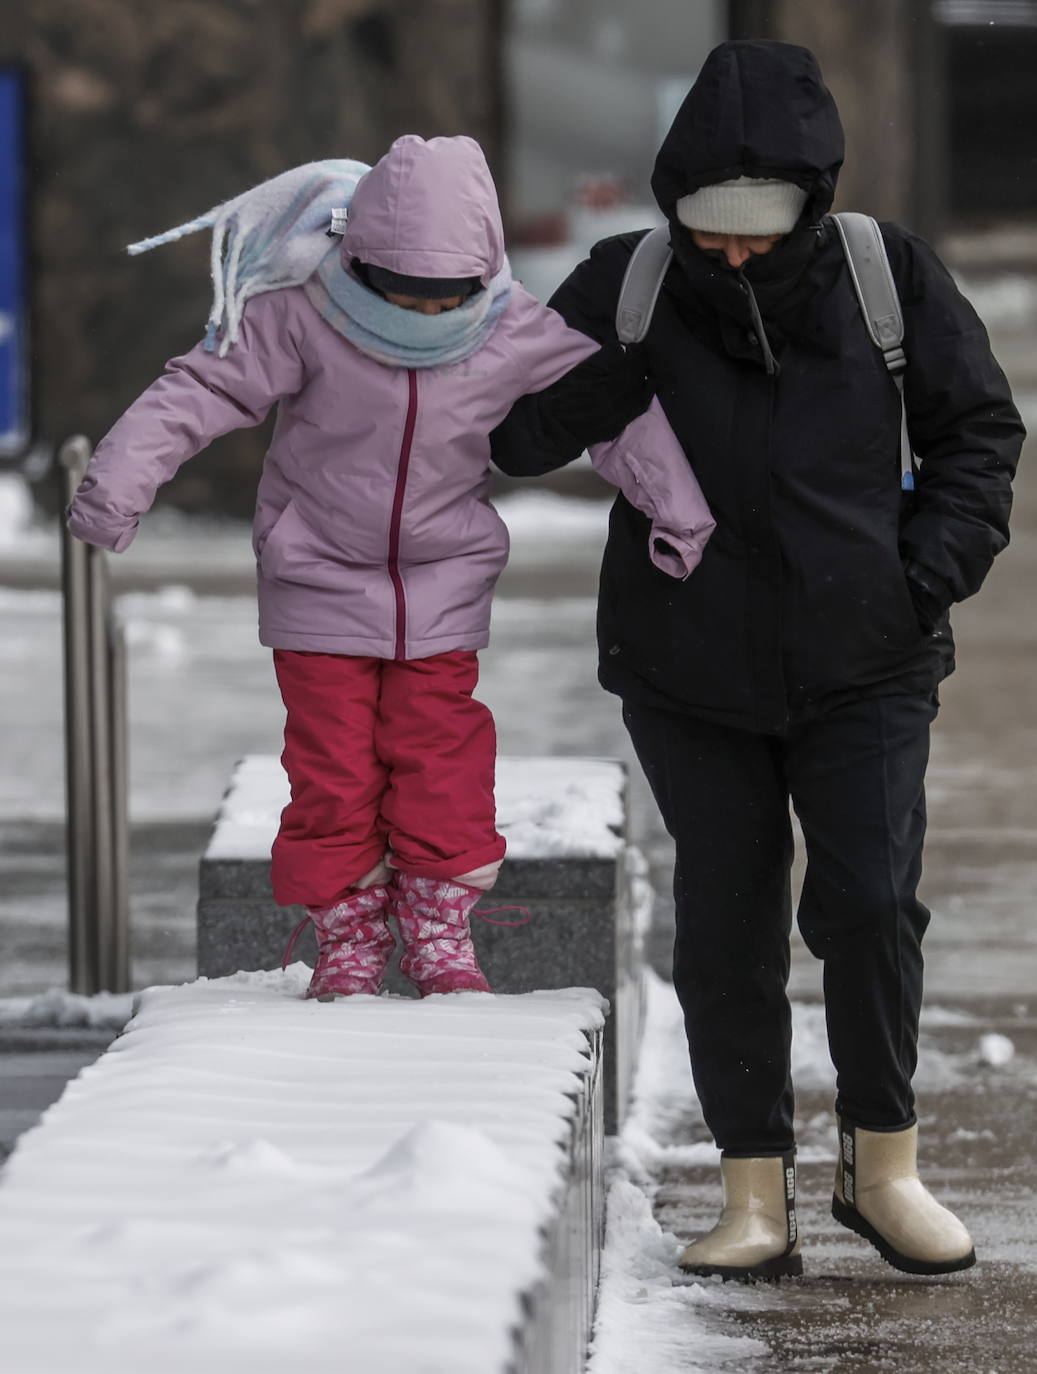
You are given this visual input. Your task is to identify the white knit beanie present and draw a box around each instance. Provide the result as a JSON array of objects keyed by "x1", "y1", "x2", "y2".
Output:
[{"x1": 676, "y1": 176, "x2": 808, "y2": 236}]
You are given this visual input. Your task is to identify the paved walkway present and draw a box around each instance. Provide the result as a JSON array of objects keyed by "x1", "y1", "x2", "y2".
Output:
[{"x1": 0, "y1": 1029, "x2": 114, "y2": 1160}]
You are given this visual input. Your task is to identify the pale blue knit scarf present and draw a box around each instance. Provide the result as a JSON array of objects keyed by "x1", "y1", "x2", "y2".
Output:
[
  {"x1": 126, "y1": 158, "x2": 512, "y2": 368},
  {"x1": 304, "y1": 251, "x2": 512, "y2": 369}
]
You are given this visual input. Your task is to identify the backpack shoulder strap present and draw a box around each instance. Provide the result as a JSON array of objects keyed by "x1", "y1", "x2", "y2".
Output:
[
  {"x1": 833, "y1": 211, "x2": 915, "y2": 489},
  {"x1": 615, "y1": 226, "x2": 673, "y2": 345},
  {"x1": 832, "y1": 212, "x2": 904, "y2": 359}
]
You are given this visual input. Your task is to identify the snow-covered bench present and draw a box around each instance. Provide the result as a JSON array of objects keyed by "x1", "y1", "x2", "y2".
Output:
[
  {"x1": 198, "y1": 755, "x2": 649, "y2": 1132},
  {"x1": 0, "y1": 972, "x2": 605, "y2": 1374}
]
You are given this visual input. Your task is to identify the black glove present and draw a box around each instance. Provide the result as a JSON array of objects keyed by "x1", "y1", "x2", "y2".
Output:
[
  {"x1": 904, "y1": 559, "x2": 953, "y2": 633},
  {"x1": 490, "y1": 340, "x2": 652, "y2": 476},
  {"x1": 536, "y1": 339, "x2": 652, "y2": 449}
]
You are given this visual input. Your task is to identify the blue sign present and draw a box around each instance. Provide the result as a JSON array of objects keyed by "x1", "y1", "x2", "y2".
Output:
[{"x1": 0, "y1": 68, "x2": 28, "y2": 458}]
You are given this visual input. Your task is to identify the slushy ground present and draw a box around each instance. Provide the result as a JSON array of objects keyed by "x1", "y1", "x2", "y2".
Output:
[{"x1": 0, "y1": 281, "x2": 1035, "y2": 1370}]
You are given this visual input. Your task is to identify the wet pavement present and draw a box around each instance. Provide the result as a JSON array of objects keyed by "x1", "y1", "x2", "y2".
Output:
[
  {"x1": 652, "y1": 1005, "x2": 1037, "y2": 1373},
  {"x1": 0, "y1": 1028, "x2": 114, "y2": 1160}
]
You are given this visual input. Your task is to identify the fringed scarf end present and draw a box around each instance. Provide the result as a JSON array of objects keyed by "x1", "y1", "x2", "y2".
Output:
[{"x1": 126, "y1": 211, "x2": 220, "y2": 257}]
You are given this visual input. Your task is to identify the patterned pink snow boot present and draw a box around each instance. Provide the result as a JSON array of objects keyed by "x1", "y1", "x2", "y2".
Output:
[
  {"x1": 282, "y1": 885, "x2": 395, "y2": 1000},
  {"x1": 392, "y1": 874, "x2": 492, "y2": 996}
]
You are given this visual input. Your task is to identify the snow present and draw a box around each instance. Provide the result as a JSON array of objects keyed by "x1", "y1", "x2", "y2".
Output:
[
  {"x1": 0, "y1": 971, "x2": 606, "y2": 1374},
  {"x1": 0, "y1": 988, "x2": 137, "y2": 1030},
  {"x1": 496, "y1": 487, "x2": 610, "y2": 540},
  {"x1": 0, "y1": 473, "x2": 34, "y2": 547},
  {"x1": 954, "y1": 272, "x2": 1037, "y2": 329},
  {"x1": 1, "y1": 963, "x2": 1020, "y2": 1374},
  {"x1": 587, "y1": 975, "x2": 752, "y2": 1371},
  {"x1": 977, "y1": 1031, "x2": 1015, "y2": 1067},
  {"x1": 587, "y1": 1178, "x2": 768, "y2": 1373},
  {"x1": 207, "y1": 753, "x2": 626, "y2": 862},
  {"x1": 0, "y1": 583, "x2": 281, "y2": 825},
  {"x1": 497, "y1": 757, "x2": 625, "y2": 857}
]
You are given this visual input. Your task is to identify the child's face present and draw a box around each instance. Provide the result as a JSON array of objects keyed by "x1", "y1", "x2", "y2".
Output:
[{"x1": 384, "y1": 291, "x2": 467, "y2": 315}]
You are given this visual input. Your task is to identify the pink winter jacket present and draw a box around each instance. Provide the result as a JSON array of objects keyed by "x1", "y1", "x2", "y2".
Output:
[{"x1": 68, "y1": 135, "x2": 714, "y2": 660}]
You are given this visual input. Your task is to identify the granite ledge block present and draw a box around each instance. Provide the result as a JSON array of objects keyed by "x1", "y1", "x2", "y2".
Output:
[
  {"x1": 198, "y1": 855, "x2": 621, "y2": 903},
  {"x1": 196, "y1": 755, "x2": 643, "y2": 1133}
]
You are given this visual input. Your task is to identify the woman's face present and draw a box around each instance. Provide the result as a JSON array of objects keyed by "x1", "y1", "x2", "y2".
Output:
[
  {"x1": 384, "y1": 292, "x2": 467, "y2": 315},
  {"x1": 690, "y1": 231, "x2": 784, "y2": 269}
]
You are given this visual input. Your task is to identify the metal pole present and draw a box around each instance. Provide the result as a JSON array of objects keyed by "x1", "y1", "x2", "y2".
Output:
[
  {"x1": 58, "y1": 435, "x2": 131, "y2": 994},
  {"x1": 88, "y1": 546, "x2": 115, "y2": 986},
  {"x1": 108, "y1": 616, "x2": 130, "y2": 990},
  {"x1": 60, "y1": 437, "x2": 96, "y2": 993}
]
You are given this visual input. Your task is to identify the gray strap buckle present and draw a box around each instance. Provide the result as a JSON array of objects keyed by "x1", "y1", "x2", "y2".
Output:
[{"x1": 616, "y1": 226, "x2": 673, "y2": 346}]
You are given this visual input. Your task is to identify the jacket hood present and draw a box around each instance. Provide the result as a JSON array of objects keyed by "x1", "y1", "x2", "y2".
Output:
[
  {"x1": 341, "y1": 134, "x2": 505, "y2": 286},
  {"x1": 651, "y1": 41, "x2": 844, "y2": 225}
]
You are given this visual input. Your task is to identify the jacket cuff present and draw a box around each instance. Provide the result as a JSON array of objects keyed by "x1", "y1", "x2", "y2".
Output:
[
  {"x1": 65, "y1": 506, "x2": 138, "y2": 553},
  {"x1": 650, "y1": 528, "x2": 704, "y2": 580}
]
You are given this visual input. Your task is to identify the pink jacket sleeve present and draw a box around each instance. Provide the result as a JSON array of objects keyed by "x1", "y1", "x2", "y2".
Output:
[
  {"x1": 66, "y1": 291, "x2": 305, "y2": 552},
  {"x1": 504, "y1": 285, "x2": 601, "y2": 392},
  {"x1": 503, "y1": 289, "x2": 713, "y2": 577},
  {"x1": 589, "y1": 398, "x2": 716, "y2": 580}
]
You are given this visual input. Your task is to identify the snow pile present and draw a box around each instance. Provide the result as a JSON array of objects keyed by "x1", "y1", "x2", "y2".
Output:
[
  {"x1": 977, "y1": 1032, "x2": 1015, "y2": 1067},
  {"x1": 0, "y1": 971, "x2": 606, "y2": 1374},
  {"x1": 207, "y1": 753, "x2": 626, "y2": 862},
  {"x1": 626, "y1": 844, "x2": 655, "y2": 941},
  {"x1": 588, "y1": 1179, "x2": 767, "y2": 1374},
  {"x1": 0, "y1": 988, "x2": 137, "y2": 1030},
  {"x1": 587, "y1": 975, "x2": 767, "y2": 1372},
  {"x1": 204, "y1": 755, "x2": 289, "y2": 860},
  {"x1": 496, "y1": 756, "x2": 625, "y2": 857}
]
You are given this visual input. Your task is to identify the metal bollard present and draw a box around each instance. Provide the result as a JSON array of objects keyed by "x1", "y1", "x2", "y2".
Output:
[{"x1": 59, "y1": 436, "x2": 130, "y2": 994}]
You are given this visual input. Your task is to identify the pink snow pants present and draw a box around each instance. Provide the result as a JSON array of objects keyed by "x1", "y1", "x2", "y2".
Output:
[{"x1": 270, "y1": 649, "x2": 505, "y2": 908}]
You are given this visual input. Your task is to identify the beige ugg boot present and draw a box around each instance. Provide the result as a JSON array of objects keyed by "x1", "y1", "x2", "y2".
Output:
[
  {"x1": 678, "y1": 1151, "x2": 802, "y2": 1280},
  {"x1": 832, "y1": 1119, "x2": 975, "y2": 1274}
]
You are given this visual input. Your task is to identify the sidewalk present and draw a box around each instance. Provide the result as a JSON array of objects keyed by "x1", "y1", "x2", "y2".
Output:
[
  {"x1": 0, "y1": 1028, "x2": 114, "y2": 1160},
  {"x1": 630, "y1": 989, "x2": 1037, "y2": 1374}
]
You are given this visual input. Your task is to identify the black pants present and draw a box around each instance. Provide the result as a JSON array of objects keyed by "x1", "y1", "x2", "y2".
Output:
[{"x1": 624, "y1": 693, "x2": 938, "y2": 1156}]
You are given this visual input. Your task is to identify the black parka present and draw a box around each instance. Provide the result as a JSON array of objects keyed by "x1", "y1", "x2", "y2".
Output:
[{"x1": 491, "y1": 41, "x2": 1025, "y2": 735}]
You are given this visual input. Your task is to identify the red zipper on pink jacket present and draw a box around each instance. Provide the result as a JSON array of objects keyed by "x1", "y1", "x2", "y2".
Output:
[{"x1": 388, "y1": 370, "x2": 418, "y2": 661}]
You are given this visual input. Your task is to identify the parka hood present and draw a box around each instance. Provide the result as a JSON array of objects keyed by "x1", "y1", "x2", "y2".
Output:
[
  {"x1": 342, "y1": 134, "x2": 505, "y2": 287},
  {"x1": 651, "y1": 41, "x2": 844, "y2": 225}
]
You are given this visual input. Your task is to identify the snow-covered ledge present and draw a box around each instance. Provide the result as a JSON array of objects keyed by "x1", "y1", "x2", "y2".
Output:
[
  {"x1": 198, "y1": 756, "x2": 649, "y2": 1133},
  {"x1": 0, "y1": 972, "x2": 605, "y2": 1374}
]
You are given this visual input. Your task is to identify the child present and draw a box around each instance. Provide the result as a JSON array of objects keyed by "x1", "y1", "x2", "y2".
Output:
[{"x1": 68, "y1": 135, "x2": 714, "y2": 1000}]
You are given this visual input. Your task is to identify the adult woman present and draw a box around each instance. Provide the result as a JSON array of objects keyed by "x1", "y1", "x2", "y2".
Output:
[{"x1": 491, "y1": 40, "x2": 1024, "y2": 1277}]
